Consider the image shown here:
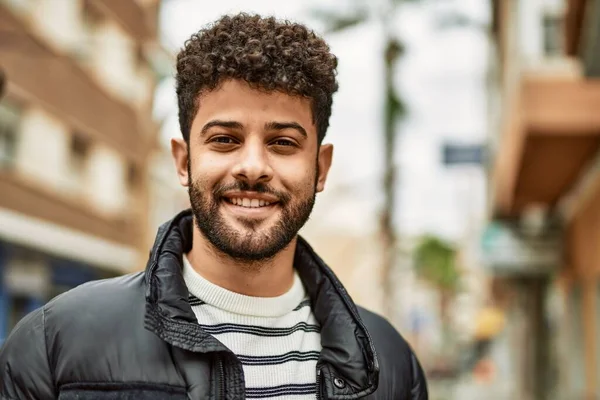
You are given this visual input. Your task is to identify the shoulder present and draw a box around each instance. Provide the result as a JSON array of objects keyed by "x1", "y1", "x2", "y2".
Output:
[
  {"x1": 46, "y1": 271, "x2": 145, "y2": 314},
  {"x1": 357, "y1": 306, "x2": 428, "y2": 399},
  {"x1": 0, "y1": 307, "x2": 56, "y2": 399},
  {"x1": 43, "y1": 273, "x2": 151, "y2": 376},
  {"x1": 43, "y1": 271, "x2": 145, "y2": 326},
  {"x1": 357, "y1": 306, "x2": 412, "y2": 356},
  {"x1": 0, "y1": 273, "x2": 145, "y2": 398},
  {"x1": 39, "y1": 272, "x2": 146, "y2": 347}
]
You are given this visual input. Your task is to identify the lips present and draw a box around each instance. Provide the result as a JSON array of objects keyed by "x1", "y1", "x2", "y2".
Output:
[
  {"x1": 225, "y1": 197, "x2": 274, "y2": 208},
  {"x1": 222, "y1": 192, "x2": 280, "y2": 209}
]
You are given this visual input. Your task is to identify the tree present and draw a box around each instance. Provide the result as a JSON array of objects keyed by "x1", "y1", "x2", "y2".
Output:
[
  {"x1": 312, "y1": 0, "x2": 410, "y2": 318},
  {"x1": 312, "y1": 1, "x2": 478, "y2": 319},
  {"x1": 413, "y1": 235, "x2": 460, "y2": 345}
]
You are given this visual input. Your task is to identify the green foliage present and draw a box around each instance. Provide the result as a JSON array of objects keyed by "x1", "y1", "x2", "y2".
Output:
[
  {"x1": 384, "y1": 38, "x2": 404, "y2": 66},
  {"x1": 414, "y1": 235, "x2": 460, "y2": 291},
  {"x1": 385, "y1": 84, "x2": 406, "y2": 136}
]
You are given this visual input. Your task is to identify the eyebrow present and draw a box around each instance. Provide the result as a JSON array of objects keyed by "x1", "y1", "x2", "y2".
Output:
[
  {"x1": 200, "y1": 119, "x2": 308, "y2": 138},
  {"x1": 200, "y1": 120, "x2": 244, "y2": 136},
  {"x1": 264, "y1": 121, "x2": 307, "y2": 138}
]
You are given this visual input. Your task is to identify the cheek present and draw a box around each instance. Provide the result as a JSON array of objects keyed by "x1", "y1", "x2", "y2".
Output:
[
  {"x1": 190, "y1": 152, "x2": 231, "y2": 181},
  {"x1": 275, "y1": 158, "x2": 317, "y2": 191}
]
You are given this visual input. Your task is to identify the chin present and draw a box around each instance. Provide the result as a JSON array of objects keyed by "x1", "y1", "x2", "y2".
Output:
[{"x1": 226, "y1": 214, "x2": 276, "y2": 232}]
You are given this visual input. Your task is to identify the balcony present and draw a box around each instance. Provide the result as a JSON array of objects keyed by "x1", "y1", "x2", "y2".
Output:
[
  {"x1": 0, "y1": 4, "x2": 154, "y2": 164},
  {"x1": 86, "y1": 0, "x2": 156, "y2": 41},
  {"x1": 490, "y1": 0, "x2": 600, "y2": 218},
  {"x1": 0, "y1": 170, "x2": 140, "y2": 248},
  {"x1": 493, "y1": 74, "x2": 600, "y2": 217}
]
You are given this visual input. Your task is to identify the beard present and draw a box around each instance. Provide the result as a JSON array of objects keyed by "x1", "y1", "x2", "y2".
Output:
[{"x1": 187, "y1": 166, "x2": 317, "y2": 262}]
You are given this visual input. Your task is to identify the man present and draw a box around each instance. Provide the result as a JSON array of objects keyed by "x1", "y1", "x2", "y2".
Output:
[{"x1": 0, "y1": 14, "x2": 428, "y2": 399}]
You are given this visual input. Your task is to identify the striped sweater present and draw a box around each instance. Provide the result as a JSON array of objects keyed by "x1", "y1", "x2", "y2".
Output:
[{"x1": 183, "y1": 255, "x2": 322, "y2": 399}]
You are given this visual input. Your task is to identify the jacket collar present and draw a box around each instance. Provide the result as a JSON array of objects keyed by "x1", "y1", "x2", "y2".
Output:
[{"x1": 144, "y1": 209, "x2": 379, "y2": 399}]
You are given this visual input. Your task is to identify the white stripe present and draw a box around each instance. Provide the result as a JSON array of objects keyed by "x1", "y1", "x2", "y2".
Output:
[
  {"x1": 191, "y1": 303, "x2": 318, "y2": 328},
  {"x1": 242, "y1": 361, "x2": 318, "y2": 389},
  {"x1": 208, "y1": 330, "x2": 321, "y2": 358}
]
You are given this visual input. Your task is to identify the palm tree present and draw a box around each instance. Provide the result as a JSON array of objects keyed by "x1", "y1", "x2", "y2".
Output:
[
  {"x1": 413, "y1": 235, "x2": 460, "y2": 345},
  {"x1": 312, "y1": 0, "x2": 409, "y2": 318},
  {"x1": 312, "y1": 1, "x2": 481, "y2": 319}
]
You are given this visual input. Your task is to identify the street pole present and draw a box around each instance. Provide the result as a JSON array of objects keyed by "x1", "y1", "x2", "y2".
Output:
[{"x1": 0, "y1": 69, "x2": 5, "y2": 99}]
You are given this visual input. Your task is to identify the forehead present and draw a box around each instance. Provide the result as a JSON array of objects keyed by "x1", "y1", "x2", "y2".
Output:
[{"x1": 192, "y1": 80, "x2": 315, "y2": 133}]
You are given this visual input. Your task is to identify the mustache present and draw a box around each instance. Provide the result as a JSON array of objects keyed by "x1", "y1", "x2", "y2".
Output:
[{"x1": 213, "y1": 181, "x2": 291, "y2": 204}]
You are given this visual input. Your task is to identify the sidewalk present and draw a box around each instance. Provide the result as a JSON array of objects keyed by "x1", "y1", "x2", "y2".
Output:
[{"x1": 429, "y1": 377, "x2": 512, "y2": 400}]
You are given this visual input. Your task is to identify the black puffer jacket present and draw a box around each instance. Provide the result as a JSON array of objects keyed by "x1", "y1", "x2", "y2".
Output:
[{"x1": 0, "y1": 210, "x2": 428, "y2": 399}]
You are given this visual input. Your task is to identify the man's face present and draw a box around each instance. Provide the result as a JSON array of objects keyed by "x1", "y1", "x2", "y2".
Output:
[{"x1": 172, "y1": 80, "x2": 333, "y2": 261}]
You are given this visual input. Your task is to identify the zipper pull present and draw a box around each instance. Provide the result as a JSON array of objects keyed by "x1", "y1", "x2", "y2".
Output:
[{"x1": 316, "y1": 368, "x2": 323, "y2": 400}]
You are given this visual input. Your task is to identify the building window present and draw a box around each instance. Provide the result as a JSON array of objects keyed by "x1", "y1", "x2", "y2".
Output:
[
  {"x1": 127, "y1": 163, "x2": 142, "y2": 209},
  {"x1": 541, "y1": 0, "x2": 566, "y2": 58},
  {"x1": 0, "y1": 101, "x2": 22, "y2": 169},
  {"x1": 67, "y1": 133, "x2": 90, "y2": 190},
  {"x1": 82, "y1": 1, "x2": 103, "y2": 32},
  {"x1": 128, "y1": 163, "x2": 140, "y2": 189},
  {"x1": 76, "y1": 1, "x2": 104, "y2": 62},
  {"x1": 542, "y1": 12, "x2": 564, "y2": 57}
]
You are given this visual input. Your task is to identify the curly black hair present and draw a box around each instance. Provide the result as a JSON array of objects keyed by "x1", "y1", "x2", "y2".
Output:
[{"x1": 175, "y1": 13, "x2": 339, "y2": 145}]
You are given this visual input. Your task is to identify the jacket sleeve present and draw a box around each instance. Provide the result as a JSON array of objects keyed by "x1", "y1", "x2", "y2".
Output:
[
  {"x1": 0, "y1": 307, "x2": 56, "y2": 399},
  {"x1": 410, "y1": 351, "x2": 428, "y2": 400}
]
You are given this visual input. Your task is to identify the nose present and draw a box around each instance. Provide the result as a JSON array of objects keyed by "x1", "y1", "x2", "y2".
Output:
[{"x1": 231, "y1": 138, "x2": 273, "y2": 184}]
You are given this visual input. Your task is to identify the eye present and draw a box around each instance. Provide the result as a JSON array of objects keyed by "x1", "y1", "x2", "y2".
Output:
[
  {"x1": 207, "y1": 135, "x2": 240, "y2": 151},
  {"x1": 212, "y1": 136, "x2": 236, "y2": 144},
  {"x1": 271, "y1": 139, "x2": 296, "y2": 147}
]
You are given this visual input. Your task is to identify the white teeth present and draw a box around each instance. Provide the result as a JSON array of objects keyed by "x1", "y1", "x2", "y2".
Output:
[{"x1": 229, "y1": 198, "x2": 273, "y2": 208}]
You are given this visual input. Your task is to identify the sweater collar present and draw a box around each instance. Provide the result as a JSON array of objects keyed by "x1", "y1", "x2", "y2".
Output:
[
  {"x1": 144, "y1": 209, "x2": 379, "y2": 399},
  {"x1": 182, "y1": 254, "x2": 306, "y2": 317}
]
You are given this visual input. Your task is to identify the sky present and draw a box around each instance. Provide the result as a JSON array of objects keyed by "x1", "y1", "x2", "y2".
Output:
[{"x1": 156, "y1": 0, "x2": 491, "y2": 241}]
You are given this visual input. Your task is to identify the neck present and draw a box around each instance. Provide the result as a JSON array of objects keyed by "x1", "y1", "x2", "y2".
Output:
[{"x1": 187, "y1": 223, "x2": 297, "y2": 297}]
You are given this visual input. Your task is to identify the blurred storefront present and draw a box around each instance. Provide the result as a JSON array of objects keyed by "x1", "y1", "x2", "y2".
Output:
[
  {"x1": 486, "y1": 0, "x2": 600, "y2": 398},
  {"x1": 0, "y1": 0, "x2": 173, "y2": 341}
]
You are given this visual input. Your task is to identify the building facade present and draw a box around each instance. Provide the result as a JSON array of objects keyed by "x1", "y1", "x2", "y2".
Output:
[
  {"x1": 0, "y1": 0, "x2": 173, "y2": 341},
  {"x1": 486, "y1": 0, "x2": 600, "y2": 398}
]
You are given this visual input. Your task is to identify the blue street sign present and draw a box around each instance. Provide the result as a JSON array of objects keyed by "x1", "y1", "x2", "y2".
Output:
[{"x1": 442, "y1": 144, "x2": 486, "y2": 165}]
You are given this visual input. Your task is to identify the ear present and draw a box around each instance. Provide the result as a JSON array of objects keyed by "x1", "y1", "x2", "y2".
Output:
[
  {"x1": 316, "y1": 143, "x2": 333, "y2": 193},
  {"x1": 171, "y1": 138, "x2": 190, "y2": 187}
]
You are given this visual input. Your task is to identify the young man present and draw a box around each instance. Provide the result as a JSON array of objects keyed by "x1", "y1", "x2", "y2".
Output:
[{"x1": 0, "y1": 14, "x2": 428, "y2": 399}]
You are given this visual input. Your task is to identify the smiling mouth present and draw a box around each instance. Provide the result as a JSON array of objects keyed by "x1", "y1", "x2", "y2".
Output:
[{"x1": 223, "y1": 197, "x2": 277, "y2": 208}]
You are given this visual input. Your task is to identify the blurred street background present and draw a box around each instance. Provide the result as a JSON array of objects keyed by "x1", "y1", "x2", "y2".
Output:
[{"x1": 0, "y1": 0, "x2": 598, "y2": 398}]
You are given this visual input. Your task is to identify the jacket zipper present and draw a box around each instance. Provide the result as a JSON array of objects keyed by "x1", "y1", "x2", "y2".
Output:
[
  {"x1": 218, "y1": 358, "x2": 225, "y2": 399},
  {"x1": 316, "y1": 368, "x2": 323, "y2": 400}
]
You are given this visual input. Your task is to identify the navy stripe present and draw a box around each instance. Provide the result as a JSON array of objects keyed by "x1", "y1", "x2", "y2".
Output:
[
  {"x1": 198, "y1": 322, "x2": 320, "y2": 337},
  {"x1": 246, "y1": 383, "x2": 316, "y2": 398},
  {"x1": 237, "y1": 351, "x2": 320, "y2": 366},
  {"x1": 292, "y1": 299, "x2": 311, "y2": 311},
  {"x1": 188, "y1": 294, "x2": 205, "y2": 306}
]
